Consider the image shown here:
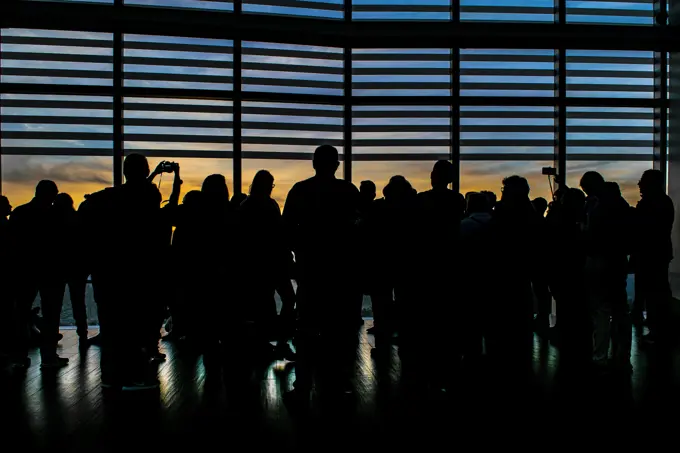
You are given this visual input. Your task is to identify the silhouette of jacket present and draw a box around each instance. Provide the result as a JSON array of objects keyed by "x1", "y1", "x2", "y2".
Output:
[
  {"x1": 51, "y1": 206, "x2": 85, "y2": 279},
  {"x1": 238, "y1": 196, "x2": 291, "y2": 280},
  {"x1": 634, "y1": 193, "x2": 674, "y2": 263},
  {"x1": 584, "y1": 193, "x2": 632, "y2": 260},
  {"x1": 8, "y1": 199, "x2": 57, "y2": 275},
  {"x1": 283, "y1": 175, "x2": 359, "y2": 265}
]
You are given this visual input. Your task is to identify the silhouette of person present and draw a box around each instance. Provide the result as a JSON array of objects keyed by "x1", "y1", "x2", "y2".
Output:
[
  {"x1": 198, "y1": 173, "x2": 234, "y2": 371},
  {"x1": 8, "y1": 180, "x2": 69, "y2": 369},
  {"x1": 531, "y1": 196, "x2": 552, "y2": 333},
  {"x1": 486, "y1": 176, "x2": 542, "y2": 375},
  {"x1": 52, "y1": 193, "x2": 90, "y2": 345},
  {"x1": 0, "y1": 196, "x2": 13, "y2": 353},
  {"x1": 365, "y1": 176, "x2": 418, "y2": 357},
  {"x1": 282, "y1": 145, "x2": 359, "y2": 400},
  {"x1": 547, "y1": 187, "x2": 590, "y2": 367},
  {"x1": 357, "y1": 180, "x2": 377, "y2": 327},
  {"x1": 459, "y1": 192, "x2": 494, "y2": 364},
  {"x1": 532, "y1": 197, "x2": 548, "y2": 218},
  {"x1": 87, "y1": 154, "x2": 167, "y2": 389},
  {"x1": 167, "y1": 190, "x2": 206, "y2": 343},
  {"x1": 237, "y1": 170, "x2": 296, "y2": 360},
  {"x1": 632, "y1": 169, "x2": 675, "y2": 344},
  {"x1": 582, "y1": 174, "x2": 633, "y2": 371},
  {"x1": 404, "y1": 160, "x2": 465, "y2": 390}
]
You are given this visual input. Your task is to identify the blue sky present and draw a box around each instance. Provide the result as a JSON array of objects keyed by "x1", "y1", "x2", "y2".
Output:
[{"x1": 1, "y1": 1, "x2": 661, "y2": 206}]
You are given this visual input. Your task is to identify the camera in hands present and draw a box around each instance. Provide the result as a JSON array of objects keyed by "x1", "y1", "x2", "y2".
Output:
[{"x1": 159, "y1": 161, "x2": 179, "y2": 173}]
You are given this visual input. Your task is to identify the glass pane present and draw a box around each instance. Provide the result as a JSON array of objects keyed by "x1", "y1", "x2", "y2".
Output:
[
  {"x1": 353, "y1": 106, "x2": 450, "y2": 157},
  {"x1": 124, "y1": 98, "x2": 233, "y2": 156},
  {"x1": 567, "y1": 107, "x2": 654, "y2": 159},
  {"x1": 352, "y1": 49, "x2": 451, "y2": 97},
  {"x1": 242, "y1": 42, "x2": 343, "y2": 96},
  {"x1": 124, "y1": 35, "x2": 233, "y2": 91},
  {"x1": 352, "y1": 0, "x2": 450, "y2": 20},
  {"x1": 461, "y1": 0, "x2": 554, "y2": 22},
  {"x1": 125, "y1": 0, "x2": 234, "y2": 11},
  {"x1": 566, "y1": 161, "x2": 652, "y2": 205},
  {"x1": 460, "y1": 49, "x2": 555, "y2": 97},
  {"x1": 242, "y1": 159, "x2": 345, "y2": 208},
  {"x1": 460, "y1": 160, "x2": 555, "y2": 202},
  {"x1": 1, "y1": 29, "x2": 113, "y2": 86},
  {"x1": 1, "y1": 155, "x2": 113, "y2": 208},
  {"x1": 461, "y1": 106, "x2": 554, "y2": 156},
  {"x1": 352, "y1": 161, "x2": 434, "y2": 195},
  {"x1": 244, "y1": 0, "x2": 342, "y2": 19},
  {"x1": 144, "y1": 157, "x2": 234, "y2": 203},
  {"x1": 243, "y1": 101, "x2": 343, "y2": 158}
]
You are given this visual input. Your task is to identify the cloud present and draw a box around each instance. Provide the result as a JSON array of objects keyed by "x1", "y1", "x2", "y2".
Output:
[{"x1": 2, "y1": 155, "x2": 111, "y2": 186}]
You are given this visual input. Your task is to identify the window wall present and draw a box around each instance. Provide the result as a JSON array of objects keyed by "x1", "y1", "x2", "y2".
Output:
[
  {"x1": 0, "y1": 31, "x2": 665, "y2": 209},
  {"x1": 2, "y1": 0, "x2": 670, "y2": 324}
]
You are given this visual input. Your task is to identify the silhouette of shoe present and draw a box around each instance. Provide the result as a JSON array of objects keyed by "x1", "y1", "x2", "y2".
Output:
[
  {"x1": 40, "y1": 356, "x2": 69, "y2": 369},
  {"x1": 122, "y1": 380, "x2": 159, "y2": 391},
  {"x1": 88, "y1": 334, "x2": 102, "y2": 346}
]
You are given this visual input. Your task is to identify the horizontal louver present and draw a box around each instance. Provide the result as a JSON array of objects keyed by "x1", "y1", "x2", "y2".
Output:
[
  {"x1": 566, "y1": 0, "x2": 654, "y2": 25},
  {"x1": 566, "y1": 107, "x2": 654, "y2": 158},
  {"x1": 125, "y1": 0, "x2": 233, "y2": 11},
  {"x1": 566, "y1": 50, "x2": 654, "y2": 99},
  {"x1": 352, "y1": 106, "x2": 450, "y2": 160},
  {"x1": 352, "y1": 49, "x2": 450, "y2": 97},
  {"x1": 242, "y1": 42, "x2": 343, "y2": 96},
  {"x1": 20, "y1": 0, "x2": 113, "y2": 3},
  {"x1": 124, "y1": 35, "x2": 233, "y2": 91},
  {"x1": 460, "y1": 106, "x2": 555, "y2": 156},
  {"x1": 242, "y1": 101, "x2": 343, "y2": 158},
  {"x1": 1, "y1": 29, "x2": 113, "y2": 86},
  {"x1": 243, "y1": 0, "x2": 342, "y2": 19},
  {"x1": 1, "y1": 94, "x2": 113, "y2": 156},
  {"x1": 460, "y1": 49, "x2": 555, "y2": 97},
  {"x1": 123, "y1": 98, "x2": 233, "y2": 157},
  {"x1": 460, "y1": 0, "x2": 554, "y2": 22},
  {"x1": 352, "y1": 1, "x2": 450, "y2": 20}
]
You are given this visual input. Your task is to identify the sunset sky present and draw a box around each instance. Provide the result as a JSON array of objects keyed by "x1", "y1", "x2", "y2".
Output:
[{"x1": 0, "y1": 0, "x2": 658, "y2": 208}]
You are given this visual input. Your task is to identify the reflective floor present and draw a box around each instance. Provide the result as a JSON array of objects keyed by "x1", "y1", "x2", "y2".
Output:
[{"x1": 2, "y1": 322, "x2": 680, "y2": 452}]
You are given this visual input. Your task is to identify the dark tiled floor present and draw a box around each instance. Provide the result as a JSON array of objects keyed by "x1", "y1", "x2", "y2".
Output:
[{"x1": 2, "y1": 322, "x2": 680, "y2": 452}]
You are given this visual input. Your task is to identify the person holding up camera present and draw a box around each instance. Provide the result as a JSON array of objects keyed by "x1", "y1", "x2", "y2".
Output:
[{"x1": 88, "y1": 154, "x2": 180, "y2": 391}]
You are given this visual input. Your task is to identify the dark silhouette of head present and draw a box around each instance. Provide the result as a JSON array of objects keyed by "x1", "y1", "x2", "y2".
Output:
[
  {"x1": 603, "y1": 181, "x2": 622, "y2": 200},
  {"x1": 639, "y1": 169, "x2": 664, "y2": 197},
  {"x1": 431, "y1": 160, "x2": 454, "y2": 190},
  {"x1": 532, "y1": 197, "x2": 549, "y2": 217},
  {"x1": 54, "y1": 193, "x2": 75, "y2": 212},
  {"x1": 313, "y1": 145, "x2": 340, "y2": 178},
  {"x1": 35, "y1": 180, "x2": 58, "y2": 205},
  {"x1": 182, "y1": 190, "x2": 203, "y2": 208},
  {"x1": 202, "y1": 174, "x2": 230, "y2": 204},
  {"x1": 250, "y1": 170, "x2": 274, "y2": 198},
  {"x1": 561, "y1": 188, "x2": 586, "y2": 222},
  {"x1": 580, "y1": 171, "x2": 605, "y2": 197},
  {"x1": 467, "y1": 192, "x2": 491, "y2": 215},
  {"x1": 481, "y1": 191, "x2": 497, "y2": 210},
  {"x1": 123, "y1": 154, "x2": 150, "y2": 183},
  {"x1": 383, "y1": 175, "x2": 414, "y2": 203},
  {"x1": 360, "y1": 180, "x2": 377, "y2": 202},
  {"x1": 501, "y1": 175, "x2": 530, "y2": 203},
  {"x1": 0, "y1": 195, "x2": 11, "y2": 218}
]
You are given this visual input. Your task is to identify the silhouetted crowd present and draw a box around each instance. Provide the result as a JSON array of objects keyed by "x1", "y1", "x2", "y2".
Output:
[{"x1": 0, "y1": 145, "x2": 675, "y2": 400}]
